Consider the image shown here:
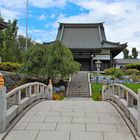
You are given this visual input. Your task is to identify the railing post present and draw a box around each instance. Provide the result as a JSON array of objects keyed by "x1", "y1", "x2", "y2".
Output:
[
  {"x1": 0, "y1": 87, "x2": 7, "y2": 133},
  {"x1": 36, "y1": 84, "x2": 39, "y2": 95},
  {"x1": 26, "y1": 86, "x2": 31, "y2": 97},
  {"x1": 138, "y1": 89, "x2": 140, "y2": 136},
  {"x1": 16, "y1": 90, "x2": 21, "y2": 105},
  {"x1": 117, "y1": 86, "x2": 121, "y2": 97},
  {"x1": 48, "y1": 79, "x2": 53, "y2": 100},
  {"x1": 127, "y1": 92, "x2": 133, "y2": 107},
  {"x1": 112, "y1": 85, "x2": 115, "y2": 95},
  {"x1": 119, "y1": 88, "x2": 124, "y2": 99},
  {"x1": 102, "y1": 81, "x2": 107, "y2": 101}
]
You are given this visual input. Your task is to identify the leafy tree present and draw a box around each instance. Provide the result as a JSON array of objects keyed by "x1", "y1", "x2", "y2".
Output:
[
  {"x1": 46, "y1": 41, "x2": 81, "y2": 79},
  {"x1": 0, "y1": 16, "x2": 36, "y2": 63},
  {"x1": 21, "y1": 45, "x2": 48, "y2": 79},
  {"x1": 21, "y1": 41, "x2": 81, "y2": 81},
  {"x1": 132, "y1": 47, "x2": 138, "y2": 59},
  {"x1": 123, "y1": 48, "x2": 129, "y2": 59},
  {"x1": 0, "y1": 19, "x2": 18, "y2": 62}
]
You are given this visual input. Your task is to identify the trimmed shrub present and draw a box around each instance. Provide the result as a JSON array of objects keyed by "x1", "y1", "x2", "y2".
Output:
[
  {"x1": 125, "y1": 63, "x2": 140, "y2": 71},
  {"x1": 104, "y1": 68, "x2": 121, "y2": 75},
  {"x1": 125, "y1": 69, "x2": 139, "y2": 75},
  {"x1": 114, "y1": 69, "x2": 124, "y2": 78},
  {"x1": 131, "y1": 75, "x2": 140, "y2": 82},
  {"x1": 0, "y1": 62, "x2": 22, "y2": 72}
]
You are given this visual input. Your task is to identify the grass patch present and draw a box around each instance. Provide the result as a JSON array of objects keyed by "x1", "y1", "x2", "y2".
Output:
[
  {"x1": 123, "y1": 83, "x2": 140, "y2": 93},
  {"x1": 91, "y1": 83, "x2": 102, "y2": 101}
]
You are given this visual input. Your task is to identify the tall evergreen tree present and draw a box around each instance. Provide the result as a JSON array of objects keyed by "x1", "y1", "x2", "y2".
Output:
[
  {"x1": 132, "y1": 47, "x2": 138, "y2": 59},
  {"x1": 123, "y1": 48, "x2": 129, "y2": 59}
]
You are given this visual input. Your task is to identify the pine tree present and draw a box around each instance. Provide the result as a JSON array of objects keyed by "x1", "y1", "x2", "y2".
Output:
[
  {"x1": 132, "y1": 48, "x2": 138, "y2": 59},
  {"x1": 123, "y1": 48, "x2": 129, "y2": 59}
]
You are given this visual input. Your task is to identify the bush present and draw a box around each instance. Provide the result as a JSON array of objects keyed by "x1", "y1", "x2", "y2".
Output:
[
  {"x1": 104, "y1": 68, "x2": 121, "y2": 75},
  {"x1": 125, "y1": 63, "x2": 140, "y2": 71},
  {"x1": 0, "y1": 62, "x2": 22, "y2": 72},
  {"x1": 114, "y1": 69, "x2": 124, "y2": 78},
  {"x1": 125, "y1": 69, "x2": 139, "y2": 75},
  {"x1": 131, "y1": 75, "x2": 140, "y2": 82}
]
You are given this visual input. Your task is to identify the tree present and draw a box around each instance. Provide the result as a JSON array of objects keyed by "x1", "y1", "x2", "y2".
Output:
[
  {"x1": 46, "y1": 41, "x2": 81, "y2": 79},
  {"x1": 21, "y1": 41, "x2": 81, "y2": 81},
  {"x1": 123, "y1": 48, "x2": 129, "y2": 59},
  {"x1": 21, "y1": 45, "x2": 48, "y2": 79},
  {"x1": 0, "y1": 19, "x2": 18, "y2": 62},
  {"x1": 132, "y1": 47, "x2": 138, "y2": 59},
  {"x1": 0, "y1": 16, "x2": 36, "y2": 63}
]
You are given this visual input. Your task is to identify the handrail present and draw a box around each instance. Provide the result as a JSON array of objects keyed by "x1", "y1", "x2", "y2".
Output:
[
  {"x1": 6, "y1": 82, "x2": 48, "y2": 98},
  {"x1": 107, "y1": 83, "x2": 138, "y2": 100},
  {"x1": 0, "y1": 82, "x2": 53, "y2": 133},
  {"x1": 102, "y1": 83, "x2": 140, "y2": 136}
]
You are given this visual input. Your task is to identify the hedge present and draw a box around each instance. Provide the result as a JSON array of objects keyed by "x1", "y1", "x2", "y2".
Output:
[
  {"x1": 0, "y1": 62, "x2": 22, "y2": 72},
  {"x1": 125, "y1": 63, "x2": 140, "y2": 71}
]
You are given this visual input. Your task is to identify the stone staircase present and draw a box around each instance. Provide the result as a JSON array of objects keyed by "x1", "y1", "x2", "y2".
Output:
[{"x1": 66, "y1": 71, "x2": 90, "y2": 97}]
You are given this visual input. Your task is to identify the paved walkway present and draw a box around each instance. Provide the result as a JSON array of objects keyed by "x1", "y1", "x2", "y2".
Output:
[{"x1": 5, "y1": 100, "x2": 135, "y2": 140}]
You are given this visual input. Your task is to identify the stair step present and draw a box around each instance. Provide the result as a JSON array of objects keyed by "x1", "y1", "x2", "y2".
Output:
[{"x1": 67, "y1": 71, "x2": 90, "y2": 97}]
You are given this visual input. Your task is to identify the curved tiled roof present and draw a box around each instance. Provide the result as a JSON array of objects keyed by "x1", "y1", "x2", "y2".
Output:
[
  {"x1": 0, "y1": 21, "x2": 8, "y2": 29},
  {"x1": 56, "y1": 22, "x2": 127, "y2": 50}
]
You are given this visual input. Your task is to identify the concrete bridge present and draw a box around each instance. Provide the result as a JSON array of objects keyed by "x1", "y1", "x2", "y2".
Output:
[{"x1": 0, "y1": 73, "x2": 140, "y2": 140}]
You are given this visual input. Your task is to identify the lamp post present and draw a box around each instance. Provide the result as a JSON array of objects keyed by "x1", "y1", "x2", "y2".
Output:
[
  {"x1": 25, "y1": 0, "x2": 29, "y2": 50},
  {"x1": 91, "y1": 53, "x2": 94, "y2": 72}
]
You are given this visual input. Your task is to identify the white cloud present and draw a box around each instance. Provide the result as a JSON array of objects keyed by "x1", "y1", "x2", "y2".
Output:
[
  {"x1": 28, "y1": 28, "x2": 57, "y2": 43},
  {"x1": 29, "y1": 0, "x2": 67, "y2": 8},
  {"x1": 56, "y1": 0, "x2": 140, "y2": 58},
  {"x1": 1, "y1": 0, "x2": 140, "y2": 59},
  {"x1": 0, "y1": 0, "x2": 26, "y2": 20},
  {"x1": 0, "y1": 0, "x2": 25, "y2": 9},
  {"x1": 38, "y1": 14, "x2": 46, "y2": 20}
]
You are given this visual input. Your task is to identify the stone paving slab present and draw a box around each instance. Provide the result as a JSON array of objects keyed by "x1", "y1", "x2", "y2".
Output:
[
  {"x1": 45, "y1": 116, "x2": 72, "y2": 123},
  {"x1": 56, "y1": 123, "x2": 86, "y2": 131},
  {"x1": 4, "y1": 130, "x2": 39, "y2": 140},
  {"x1": 4, "y1": 100, "x2": 135, "y2": 140},
  {"x1": 87, "y1": 123, "x2": 117, "y2": 132},
  {"x1": 103, "y1": 132, "x2": 135, "y2": 140},
  {"x1": 71, "y1": 132, "x2": 103, "y2": 140},
  {"x1": 36, "y1": 131, "x2": 70, "y2": 140},
  {"x1": 25, "y1": 122, "x2": 56, "y2": 130}
]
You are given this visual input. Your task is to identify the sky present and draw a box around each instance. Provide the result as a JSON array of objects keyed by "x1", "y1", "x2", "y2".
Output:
[{"x1": 0, "y1": 0, "x2": 140, "y2": 58}]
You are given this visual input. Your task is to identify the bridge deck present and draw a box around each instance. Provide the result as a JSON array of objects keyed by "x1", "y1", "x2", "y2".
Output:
[{"x1": 5, "y1": 99, "x2": 135, "y2": 140}]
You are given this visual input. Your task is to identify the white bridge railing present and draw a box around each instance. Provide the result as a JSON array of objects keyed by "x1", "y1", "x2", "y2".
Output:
[
  {"x1": 0, "y1": 82, "x2": 52, "y2": 133},
  {"x1": 102, "y1": 83, "x2": 140, "y2": 136}
]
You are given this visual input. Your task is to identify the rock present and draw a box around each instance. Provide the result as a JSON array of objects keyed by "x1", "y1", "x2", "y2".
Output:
[
  {"x1": 60, "y1": 86, "x2": 65, "y2": 91},
  {"x1": 53, "y1": 87, "x2": 61, "y2": 93}
]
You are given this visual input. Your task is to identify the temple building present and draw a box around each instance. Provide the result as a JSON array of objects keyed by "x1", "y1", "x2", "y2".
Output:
[
  {"x1": 0, "y1": 21, "x2": 7, "y2": 30},
  {"x1": 45, "y1": 23, "x2": 128, "y2": 71}
]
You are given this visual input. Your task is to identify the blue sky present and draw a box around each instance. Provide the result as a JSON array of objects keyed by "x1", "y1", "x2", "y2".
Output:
[{"x1": 0, "y1": 0, "x2": 140, "y2": 58}]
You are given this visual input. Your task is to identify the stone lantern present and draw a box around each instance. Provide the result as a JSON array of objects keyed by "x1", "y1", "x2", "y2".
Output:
[{"x1": 95, "y1": 60, "x2": 102, "y2": 74}]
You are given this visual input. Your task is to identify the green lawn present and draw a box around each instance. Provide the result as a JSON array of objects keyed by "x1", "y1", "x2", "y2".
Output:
[
  {"x1": 123, "y1": 83, "x2": 140, "y2": 93},
  {"x1": 91, "y1": 83, "x2": 102, "y2": 101}
]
